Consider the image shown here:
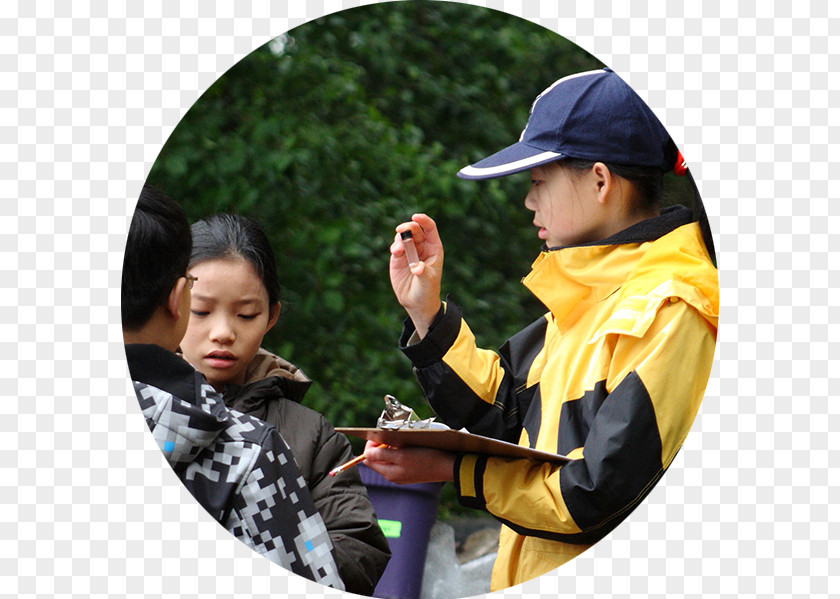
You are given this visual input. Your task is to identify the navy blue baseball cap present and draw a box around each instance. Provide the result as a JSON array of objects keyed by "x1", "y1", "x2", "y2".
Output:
[{"x1": 458, "y1": 68, "x2": 677, "y2": 180}]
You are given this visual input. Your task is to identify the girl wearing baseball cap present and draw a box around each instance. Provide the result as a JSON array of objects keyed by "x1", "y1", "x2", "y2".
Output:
[{"x1": 364, "y1": 68, "x2": 719, "y2": 590}]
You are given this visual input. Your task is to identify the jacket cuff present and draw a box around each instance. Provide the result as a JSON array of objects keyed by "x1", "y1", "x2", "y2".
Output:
[
  {"x1": 398, "y1": 298, "x2": 463, "y2": 368},
  {"x1": 453, "y1": 453, "x2": 488, "y2": 512}
]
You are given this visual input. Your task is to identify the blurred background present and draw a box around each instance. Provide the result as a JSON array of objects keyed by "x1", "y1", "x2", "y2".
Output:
[
  {"x1": 145, "y1": 1, "x2": 603, "y2": 434},
  {"x1": 140, "y1": 0, "x2": 703, "y2": 574}
]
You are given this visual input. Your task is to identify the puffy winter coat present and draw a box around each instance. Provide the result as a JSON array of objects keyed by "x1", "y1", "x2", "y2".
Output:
[
  {"x1": 127, "y1": 343, "x2": 344, "y2": 589},
  {"x1": 400, "y1": 206, "x2": 719, "y2": 590},
  {"x1": 222, "y1": 349, "x2": 391, "y2": 595}
]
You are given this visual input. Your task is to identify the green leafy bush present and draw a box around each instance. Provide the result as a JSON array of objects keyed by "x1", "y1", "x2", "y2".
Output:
[{"x1": 146, "y1": 2, "x2": 603, "y2": 426}]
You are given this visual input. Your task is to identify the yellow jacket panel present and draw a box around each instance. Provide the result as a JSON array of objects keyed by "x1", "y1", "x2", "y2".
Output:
[{"x1": 399, "y1": 206, "x2": 719, "y2": 590}]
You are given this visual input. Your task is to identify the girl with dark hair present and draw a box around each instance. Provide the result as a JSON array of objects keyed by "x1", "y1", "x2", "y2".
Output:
[
  {"x1": 124, "y1": 192, "x2": 344, "y2": 589},
  {"x1": 179, "y1": 214, "x2": 390, "y2": 595},
  {"x1": 363, "y1": 69, "x2": 719, "y2": 590}
]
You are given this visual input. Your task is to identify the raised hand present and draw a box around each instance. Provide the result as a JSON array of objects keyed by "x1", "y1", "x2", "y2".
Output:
[{"x1": 389, "y1": 213, "x2": 445, "y2": 338}]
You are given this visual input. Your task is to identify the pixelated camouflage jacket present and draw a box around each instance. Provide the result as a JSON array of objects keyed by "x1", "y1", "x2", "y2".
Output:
[
  {"x1": 126, "y1": 343, "x2": 345, "y2": 590},
  {"x1": 223, "y1": 348, "x2": 391, "y2": 595}
]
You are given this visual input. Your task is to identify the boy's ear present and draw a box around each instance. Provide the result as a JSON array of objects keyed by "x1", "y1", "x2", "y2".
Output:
[
  {"x1": 165, "y1": 276, "x2": 189, "y2": 320},
  {"x1": 266, "y1": 301, "x2": 281, "y2": 332}
]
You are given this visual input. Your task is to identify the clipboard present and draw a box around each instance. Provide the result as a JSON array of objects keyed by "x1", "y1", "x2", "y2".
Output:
[{"x1": 336, "y1": 427, "x2": 572, "y2": 465}]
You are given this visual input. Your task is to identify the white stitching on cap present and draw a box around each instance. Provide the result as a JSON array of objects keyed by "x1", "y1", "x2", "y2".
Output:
[{"x1": 458, "y1": 150, "x2": 563, "y2": 178}]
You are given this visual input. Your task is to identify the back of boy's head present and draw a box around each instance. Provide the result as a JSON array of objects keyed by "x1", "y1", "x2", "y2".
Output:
[{"x1": 121, "y1": 185, "x2": 192, "y2": 331}]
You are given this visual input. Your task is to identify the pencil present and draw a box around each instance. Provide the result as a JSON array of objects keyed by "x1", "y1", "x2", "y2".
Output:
[{"x1": 328, "y1": 443, "x2": 387, "y2": 477}]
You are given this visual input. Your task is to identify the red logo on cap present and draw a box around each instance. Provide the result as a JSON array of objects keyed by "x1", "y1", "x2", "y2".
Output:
[{"x1": 674, "y1": 150, "x2": 687, "y2": 176}]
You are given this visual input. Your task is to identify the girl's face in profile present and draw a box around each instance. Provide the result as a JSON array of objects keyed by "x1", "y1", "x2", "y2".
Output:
[
  {"x1": 179, "y1": 257, "x2": 279, "y2": 391},
  {"x1": 525, "y1": 162, "x2": 614, "y2": 248}
]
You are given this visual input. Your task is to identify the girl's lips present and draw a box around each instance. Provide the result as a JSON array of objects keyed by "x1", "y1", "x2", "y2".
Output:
[{"x1": 205, "y1": 353, "x2": 236, "y2": 369}]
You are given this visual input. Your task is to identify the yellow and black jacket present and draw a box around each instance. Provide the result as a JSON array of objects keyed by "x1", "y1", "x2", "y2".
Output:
[{"x1": 399, "y1": 206, "x2": 719, "y2": 590}]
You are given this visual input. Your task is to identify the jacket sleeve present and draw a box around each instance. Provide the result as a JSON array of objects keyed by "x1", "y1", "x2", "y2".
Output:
[
  {"x1": 451, "y1": 299, "x2": 716, "y2": 545},
  {"x1": 225, "y1": 427, "x2": 345, "y2": 590},
  {"x1": 305, "y1": 415, "x2": 391, "y2": 595},
  {"x1": 401, "y1": 299, "x2": 547, "y2": 443}
]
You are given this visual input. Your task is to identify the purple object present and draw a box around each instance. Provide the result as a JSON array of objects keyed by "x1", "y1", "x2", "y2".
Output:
[{"x1": 359, "y1": 464, "x2": 444, "y2": 599}]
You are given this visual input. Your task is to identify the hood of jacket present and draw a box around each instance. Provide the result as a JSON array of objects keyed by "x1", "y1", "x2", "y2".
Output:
[
  {"x1": 222, "y1": 347, "x2": 313, "y2": 414},
  {"x1": 128, "y1": 343, "x2": 232, "y2": 467},
  {"x1": 522, "y1": 205, "x2": 719, "y2": 331}
]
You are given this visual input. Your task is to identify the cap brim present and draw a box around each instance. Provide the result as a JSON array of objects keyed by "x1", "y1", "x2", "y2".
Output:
[{"x1": 457, "y1": 142, "x2": 564, "y2": 180}]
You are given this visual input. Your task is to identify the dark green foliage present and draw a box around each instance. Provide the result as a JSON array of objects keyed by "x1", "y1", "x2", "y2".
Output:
[{"x1": 145, "y1": 2, "x2": 604, "y2": 426}]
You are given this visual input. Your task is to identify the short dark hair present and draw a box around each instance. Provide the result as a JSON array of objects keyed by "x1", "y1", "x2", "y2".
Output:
[
  {"x1": 189, "y1": 214, "x2": 281, "y2": 306},
  {"x1": 121, "y1": 185, "x2": 192, "y2": 330}
]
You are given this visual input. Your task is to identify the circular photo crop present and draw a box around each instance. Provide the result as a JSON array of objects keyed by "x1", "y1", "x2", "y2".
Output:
[{"x1": 122, "y1": 2, "x2": 718, "y2": 596}]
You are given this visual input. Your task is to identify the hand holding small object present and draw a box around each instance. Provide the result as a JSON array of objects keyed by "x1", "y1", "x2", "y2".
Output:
[
  {"x1": 330, "y1": 395, "x2": 435, "y2": 476},
  {"x1": 328, "y1": 443, "x2": 387, "y2": 477},
  {"x1": 362, "y1": 440, "x2": 455, "y2": 484},
  {"x1": 389, "y1": 214, "x2": 444, "y2": 338}
]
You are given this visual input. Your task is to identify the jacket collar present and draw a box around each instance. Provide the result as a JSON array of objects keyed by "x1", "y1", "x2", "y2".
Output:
[
  {"x1": 242, "y1": 348, "x2": 312, "y2": 385},
  {"x1": 522, "y1": 206, "x2": 716, "y2": 323},
  {"x1": 224, "y1": 348, "x2": 312, "y2": 405},
  {"x1": 125, "y1": 343, "x2": 200, "y2": 402}
]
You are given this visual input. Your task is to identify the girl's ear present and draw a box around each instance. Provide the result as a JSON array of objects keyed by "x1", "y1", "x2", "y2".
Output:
[
  {"x1": 266, "y1": 301, "x2": 281, "y2": 333},
  {"x1": 592, "y1": 162, "x2": 613, "y2": 204},
  {"x1": 166, "y1": 276, "x2": 189, "y2": 320}
]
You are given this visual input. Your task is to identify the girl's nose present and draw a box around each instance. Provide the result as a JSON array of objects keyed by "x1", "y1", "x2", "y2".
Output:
[
  {"x1": 210, "y1": 318, "x2": 235, "y2": 343},
  {"x1": 524, "y1": 188, "x2": 537, "y2": 211}
]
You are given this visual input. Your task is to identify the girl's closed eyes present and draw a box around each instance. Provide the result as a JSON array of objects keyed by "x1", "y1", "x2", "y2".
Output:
[
  {"x1": 177, "y1": 213, "x2": 392, "y2": 590},
  {"x1": 188, "y1": 309, "x2": 259, "y2": 320}
]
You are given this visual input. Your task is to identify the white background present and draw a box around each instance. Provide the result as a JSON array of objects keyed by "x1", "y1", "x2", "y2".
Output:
[{"x1": 1, "y1": 1, "x2": 836, "y2": 598}]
